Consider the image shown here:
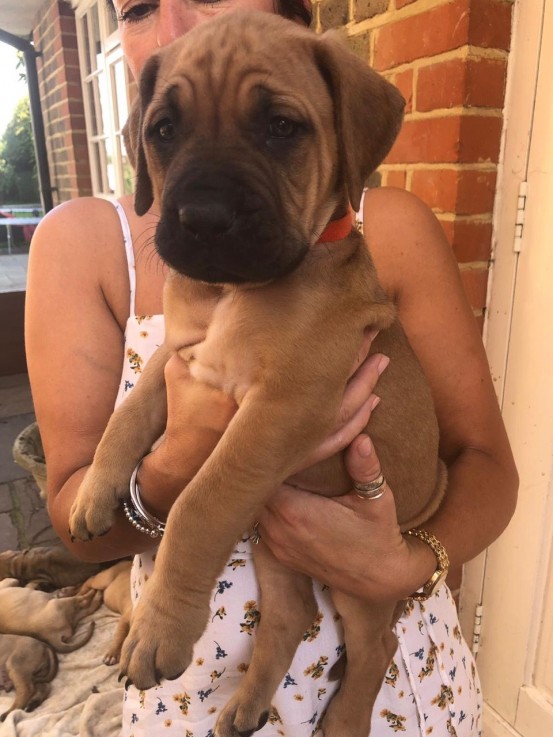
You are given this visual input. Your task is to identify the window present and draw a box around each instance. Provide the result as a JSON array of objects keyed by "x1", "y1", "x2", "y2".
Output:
[{"x1": 76, "y1": 0, "x2": 133, "y2": 197}]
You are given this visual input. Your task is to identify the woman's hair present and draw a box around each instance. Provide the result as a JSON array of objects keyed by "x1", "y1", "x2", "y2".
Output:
[{"x1": 106, "y1": 1, "x2": 312, "y2": 27}]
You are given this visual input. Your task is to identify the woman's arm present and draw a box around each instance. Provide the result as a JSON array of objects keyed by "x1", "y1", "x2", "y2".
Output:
[
  {"x1": 26, "y1": 197, "x2": 160, "y2": 560},
  {"x1": 257, "y1": 188, "x2": 518, "y2": 602},
  {"x1": 26, "y1": 198, "x2": 384, "y2": 561}
]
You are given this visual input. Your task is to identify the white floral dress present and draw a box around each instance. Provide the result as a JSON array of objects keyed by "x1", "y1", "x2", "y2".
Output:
[{"x1": 113, "y1": 201, "x2": 482, "y2": 737}]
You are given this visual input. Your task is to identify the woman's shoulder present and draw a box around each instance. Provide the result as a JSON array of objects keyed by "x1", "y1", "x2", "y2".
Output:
[
  {"x1": 34, "y1": 196, "x2": 123, "y2": 248},
  {"x1": 362, "y1": 187, "x2": 458, "y2": 301}
]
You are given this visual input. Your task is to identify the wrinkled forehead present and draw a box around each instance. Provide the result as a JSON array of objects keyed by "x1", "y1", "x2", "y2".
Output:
[{"x1": 149, "y1": 18, "x2": 329, "y2": 121}]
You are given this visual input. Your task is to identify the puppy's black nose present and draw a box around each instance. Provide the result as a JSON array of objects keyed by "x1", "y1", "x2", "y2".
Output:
[{"x1": 178, "y1": 201, "x2": 235, "y2": 237}]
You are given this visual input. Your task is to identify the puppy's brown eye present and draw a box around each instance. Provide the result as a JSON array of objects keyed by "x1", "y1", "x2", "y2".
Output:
[
  {"x1": 268, "y1": 117, "x2": 297, "y2": 138},
  {"x1": 155, "y1": 119, "x2": 175, "y2": 141}
]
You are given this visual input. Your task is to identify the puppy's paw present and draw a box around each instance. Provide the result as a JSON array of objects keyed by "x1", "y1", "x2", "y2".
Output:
[
  {"x1": 216, "y1": 696, "x2": 270, "y2": 737},
  {"x1": 69, "y1": 468, "x2": 128, "y2": 540},
  {"x1": 119, "y1": 585, "x2": 209, "y2": 691}
]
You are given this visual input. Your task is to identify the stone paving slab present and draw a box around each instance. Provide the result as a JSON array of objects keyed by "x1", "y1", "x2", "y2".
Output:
[
  {"x1": 0, "y1": 373, "x2": 57, "y2": 553},
  {"x1": 0, "y1": 476, "x2": 56, "y2": 551},
  {"x1": 0, "y1": 254, "x2": 28, "y2": 293}
]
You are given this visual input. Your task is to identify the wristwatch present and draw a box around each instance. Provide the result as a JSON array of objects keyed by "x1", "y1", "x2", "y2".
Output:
[{"x1": 406, "y1": 528, "x2": 450, "y2": 601}]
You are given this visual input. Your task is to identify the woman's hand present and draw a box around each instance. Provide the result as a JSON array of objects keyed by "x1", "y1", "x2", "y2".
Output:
[
  {"x1": 140, "y1": 329, "x2": 388, "y2": 520},
  {"x1": 257, "y1": 434, "x2": 437, "y2": 604}
]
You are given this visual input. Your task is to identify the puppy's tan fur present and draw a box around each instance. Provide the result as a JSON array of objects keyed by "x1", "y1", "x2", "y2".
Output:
[
  {"x1": 78, "y1": 560, "x2": 132, "y2": 665},
  {"x1": 70, "y1": 12, "x2": 446, "y2": 736},
  {"x1": 0, "y1": 635, "x2": 57, "y2": 722},
  {"x1": 0, "y1": 546, "x2": 103, "y2": 590},
  {"x1": 0, "y1": 580, "x2": 101, "y2": 654}
]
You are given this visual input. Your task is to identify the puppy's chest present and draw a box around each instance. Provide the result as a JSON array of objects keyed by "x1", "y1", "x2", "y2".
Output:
[{"x1": 175, "y1": 290, "x2": 270, "y2": 405}]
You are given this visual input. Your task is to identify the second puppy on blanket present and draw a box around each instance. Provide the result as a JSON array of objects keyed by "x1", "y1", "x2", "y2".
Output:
[
  {"x1": 78, "y1": 560, "x2": 133, "y2": 666},
  {"x1": 0, "y1": 579, "x2": 101, "y2": 653},
  {"x1": 69, "y1": 11, "x2": 446, "y2": 737},
  {"x1": 0, "y1": 634, "x2": 58, "y2": 722}
]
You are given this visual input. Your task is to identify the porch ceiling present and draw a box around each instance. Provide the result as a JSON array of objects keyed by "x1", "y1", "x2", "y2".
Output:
[{"x1": 0, "y1": 1, "x2": 49, "y2": 38}]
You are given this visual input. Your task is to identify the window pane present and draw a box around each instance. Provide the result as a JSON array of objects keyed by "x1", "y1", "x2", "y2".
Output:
[
  {"x1": 104, "y1": 137, "x2": 116, "y2": 194},
  {"x1": 112, "y1": 60, "x2": 129, "y2": 131},
  {"x1": 85, "y1": 80, "x2": 99, "y2": 136},
  {"x1": 119, "y1": 134, "x2": 134, "y2": 195},
  {"x1": 97, "y1": 71, "x2": 111, "y2": 138},
  {"x1": 105, "y1": 4, "x2": 118, "y2": 36},
  {"x1": 91, "y1": 5, "x2": 102, "y2": 72},
  {"x1": 81, "y1": 12, "x2": 92, "y2": 77}
]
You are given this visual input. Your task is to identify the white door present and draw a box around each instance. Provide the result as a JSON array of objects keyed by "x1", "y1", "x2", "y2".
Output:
[{"x1": 460, "y1": 1, "x2": 553, "y2": 735}]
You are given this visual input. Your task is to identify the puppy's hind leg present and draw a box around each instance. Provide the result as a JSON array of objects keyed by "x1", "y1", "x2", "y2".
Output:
[
  {"x1": 321, "y1": 595, "x2": 403, "y2": 737},
  {"x1": 215, "y1": 542, "x2": 318, "y2": 737},
  {"x1": 104, "y1": 612, "x2": 130, "y2": 665}
]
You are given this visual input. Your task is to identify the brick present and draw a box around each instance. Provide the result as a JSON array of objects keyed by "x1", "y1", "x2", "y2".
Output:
[
  {"x1": 354, "y1": 0, "x2": 388, "y2": 22},
  {"x1": 417, "y1": 58, "x2": 466, "y2": 111},
  {"x1": 452, "y1": 220, "x2": 493, "y2": 262},
  {"x1": 374, "y1": 0, "x2": 471, "y2": 70},
  {"x1": 418, "y1": 56, "x2": 508, "y2": 111},
  {"x1": 318, "y1": 0, "x2": 349, "y2": 30},
  {"x1": 459, "y1": 115, "x2": 503, "y2": 163},
  {"x1": 392, "y1": 67, "x2": 414, "y2": 114},
  {"x1": 411, "y1": 168, "x2": 496, "y2": 213},
  {"x1": 387, "y1": 116, "x2": 461, "y2": 164},
  {"x1": 466, "y1": 57, "x2": 507, "y2": 107},
  {"x1": 374, "y1": 0, "x2": 513, "y2": 71},
  {"x1": 384, "y1": 169, "x2": 407, "y2": 189},
  {"x1": 457, "y1": 169, "x2": 497, "y2": 213},
  {"x1": 411, "y1": 169, "x2": 459, "y2": 211},
  {"x1": 469, "y1": 0, "x2": 513, "y2": 51},
  {"x1": 460, "y1": 267, "x2": 489, "y2": 309}
]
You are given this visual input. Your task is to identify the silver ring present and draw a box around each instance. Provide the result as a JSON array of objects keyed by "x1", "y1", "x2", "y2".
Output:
[{"x1": 353, "y1": 474, "x2": 387, "y2": 500}]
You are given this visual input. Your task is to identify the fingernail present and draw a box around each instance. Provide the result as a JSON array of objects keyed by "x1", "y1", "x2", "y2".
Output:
[
  {"x1": 377, "y1": 355, "x2": 390, "y2": 375},
  {"x1": 366, "y1": 328, "x2": 380, "y2": 342},
  {"x1": 359, "y1": 436, "x2": 373, "y2": 457},
  {"x1": 369, "y1": 394, "x2": 381, "y2": 411}
]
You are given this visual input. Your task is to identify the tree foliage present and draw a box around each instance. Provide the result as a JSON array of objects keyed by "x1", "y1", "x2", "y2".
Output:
[{"x1": 0, "y1": 97, "x2": 39, "y2": 204}]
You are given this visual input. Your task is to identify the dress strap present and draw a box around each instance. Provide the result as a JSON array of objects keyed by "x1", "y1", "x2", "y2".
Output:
[{"x1": 112, "y1": 199, "x2": 137, "y2": 317}]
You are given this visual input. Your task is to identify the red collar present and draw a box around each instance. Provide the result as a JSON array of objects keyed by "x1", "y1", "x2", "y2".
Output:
[{"x1": 316, "y1": 210, "x2": 355, "y2": 243}]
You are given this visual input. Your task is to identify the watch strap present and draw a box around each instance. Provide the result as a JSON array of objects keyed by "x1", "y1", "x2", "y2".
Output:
[{"x1": 406, "y1": 528, "x2": 449, "y2": 601}]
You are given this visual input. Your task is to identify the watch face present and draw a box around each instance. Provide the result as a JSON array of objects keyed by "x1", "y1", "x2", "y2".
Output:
[{"x1": 423, "y1": 569, "x2": 448, "y2": 598}]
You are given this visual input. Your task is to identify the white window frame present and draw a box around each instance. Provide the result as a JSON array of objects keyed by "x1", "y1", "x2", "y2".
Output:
[{"x1": 74, "y1": 0, "x2": 133, "y2": 198}]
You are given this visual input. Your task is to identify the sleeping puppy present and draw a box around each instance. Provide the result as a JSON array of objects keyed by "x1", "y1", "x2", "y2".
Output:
[
  {"x1": 0, "y1": 546, "x2": 103, "y2": 591},
  {"x1": 0, "y1": 579, "x2": 101, "y2": 653},
  {"x1": 0, "y1": 634, "x2": 58, "y2": 722},
  {"x1": 78, "y1": 560, "x2": 133, "y2": 665}
]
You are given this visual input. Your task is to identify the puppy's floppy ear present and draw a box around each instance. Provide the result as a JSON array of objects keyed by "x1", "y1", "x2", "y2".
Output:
[
  {"x1": 134, "y1": 55, "x2": 161, "y2": 216},
  {"x1": 315, "y1": 34, "x2": 405, "y2": 212}
]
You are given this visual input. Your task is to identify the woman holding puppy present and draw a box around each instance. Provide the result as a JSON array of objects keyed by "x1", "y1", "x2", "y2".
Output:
[{"x1": 25, "y1": 1, "x2": 517, "y2": 735}]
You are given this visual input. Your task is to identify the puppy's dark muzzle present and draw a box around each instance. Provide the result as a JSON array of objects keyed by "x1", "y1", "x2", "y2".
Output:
[{"x1": 155, "y1": 170, "x2": 307, "y2": 285}]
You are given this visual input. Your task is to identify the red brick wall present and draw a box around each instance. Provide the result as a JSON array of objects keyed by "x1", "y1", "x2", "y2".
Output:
[
  {"x1": 33, "y1": 0, "x2": 92, "y2": 203},
  {"x1": 316, "y1": 0, "x2": 514, "y2": 325}
]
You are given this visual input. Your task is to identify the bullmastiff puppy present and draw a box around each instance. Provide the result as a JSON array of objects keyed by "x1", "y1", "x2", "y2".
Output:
[
  {"x1": 0, "y1": 579, "x2": 100, "y2": 653},
  {"x1": 0, "y1": 634, "x2": 58, "y2": 721},
  {"x1": 0, "y1": 545, "x2": 103, "y2": 590},
  {"x1": 69, "y1": 11, "x2": 446, "y2": 736}
]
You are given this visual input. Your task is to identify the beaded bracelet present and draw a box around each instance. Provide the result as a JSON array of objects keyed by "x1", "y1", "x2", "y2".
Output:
[{"x1": 122, "y1": 458, "x2": 166, "y2": 539}]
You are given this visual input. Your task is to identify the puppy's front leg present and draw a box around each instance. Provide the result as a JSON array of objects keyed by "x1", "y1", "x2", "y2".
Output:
[
  {"x1": 69, "y1": 344, "x2": 171, "y2": 540},
  {"x1": 119, "y1": 386, "x2": 339, "y2": 690}
]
